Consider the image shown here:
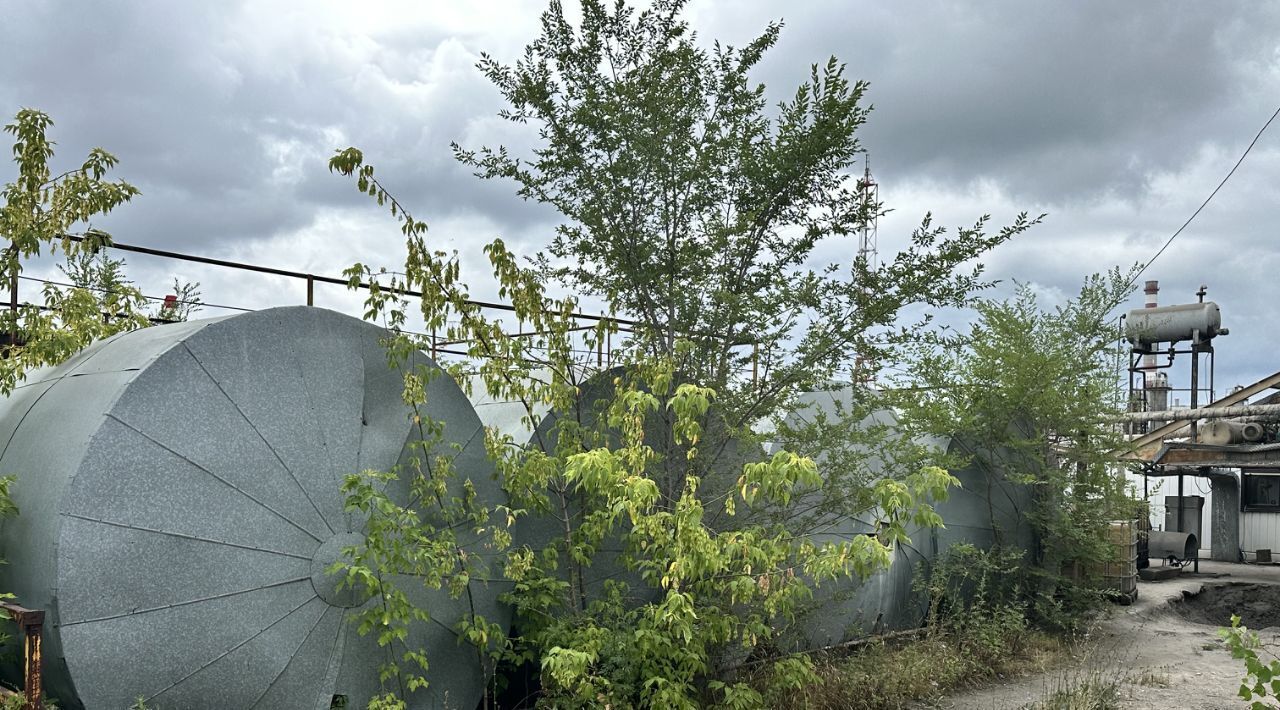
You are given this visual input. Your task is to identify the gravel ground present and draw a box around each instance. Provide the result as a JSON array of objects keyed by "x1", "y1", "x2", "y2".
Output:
[{"x1": 926, "y1": 561, "x2": 1280, "y2": 710}]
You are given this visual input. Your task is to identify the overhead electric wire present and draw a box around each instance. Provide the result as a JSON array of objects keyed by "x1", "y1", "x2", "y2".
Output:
[
  {"x1": 1127, "y1": 102, "x2": 1280, "y2": 290},
  {"x1": 3, "y1": 299, "x2": 179, "y2": 325}
]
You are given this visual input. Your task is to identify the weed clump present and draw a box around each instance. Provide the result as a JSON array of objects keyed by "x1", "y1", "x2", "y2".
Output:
[{"x1": 753, "y1": 545, "x2": 1081, "y2": 709}]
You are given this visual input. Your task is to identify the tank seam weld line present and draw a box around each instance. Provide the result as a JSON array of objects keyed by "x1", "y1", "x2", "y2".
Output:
[
  {"x1": 105, "y1": 412, "x2": 326, "y2": 545},
  {"x1": 143, "y1": 594, "x2": 322, "y2": 705},
  {"x1": 58, "y1": 575, "x2": 312, "y2": 626},
  {"x1": 181, "y1": 342, "x2": 336, "y2": 537},
  {"x1": 387, "y1": 422, "x2": 485, "y2": 530},
  {"x1": 285, "y1": 319, "x2": 346, "y2": 535},
  {"x1": 249, "y1": 601, "x2": 336, "y2": 709},
  {"x1": 60, "y1": 511, "x2": 312, "y2": 560}
]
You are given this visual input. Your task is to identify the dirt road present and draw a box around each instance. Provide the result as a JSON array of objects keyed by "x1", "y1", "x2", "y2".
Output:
[{"x1": 931, "y1": 561, "x2": 1280, "y2": 710}]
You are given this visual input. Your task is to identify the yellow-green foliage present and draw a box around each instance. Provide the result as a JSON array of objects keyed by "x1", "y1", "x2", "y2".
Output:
[{"x1": 0, "y1": 109, "x2": 149, "y2": 394}]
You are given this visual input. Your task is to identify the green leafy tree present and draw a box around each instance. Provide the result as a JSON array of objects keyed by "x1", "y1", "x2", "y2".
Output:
[
  {"x1": 897, "y1": 270, "x2": 1143, "y2": 629},
  {"x1": 0, "y1": 109, "x2": 147, "y2": 393},
  {"x1": 153, "y1": 277, "x2": 203, "y2": 322},
  {"x1": 454, "y1": 0, "x2": 1037, "y2": 415},
  {"x1": 452, "y1": 0, "x2": 1039, "y2": 572},
  {"x1": 325, "y1": 1, "x2": 1043, "y2": 706},
  {"x1": 58, "y1": 247, "x2": 133, "y2": 298},
  {"x1": 59, "y1": 249, "x2": 203, "y2": 323},
  {"x1": 327, "y1": 149, "x2": 956, "y2": 708}
]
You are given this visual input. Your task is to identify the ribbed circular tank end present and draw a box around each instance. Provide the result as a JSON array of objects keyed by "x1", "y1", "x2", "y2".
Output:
[{"x1": 310, "y1": 533, "x2": 370, "y2": 608}]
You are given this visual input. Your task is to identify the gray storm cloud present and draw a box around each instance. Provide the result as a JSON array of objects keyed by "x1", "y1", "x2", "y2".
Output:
[{"x1": 2, "y1": 0, "x2": 1279, "y2": 388}]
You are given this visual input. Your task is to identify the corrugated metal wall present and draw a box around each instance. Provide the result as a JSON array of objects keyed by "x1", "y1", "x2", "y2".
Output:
[{"x1": 1241, "y1": 512, "x2": 1280, "y2": 552}]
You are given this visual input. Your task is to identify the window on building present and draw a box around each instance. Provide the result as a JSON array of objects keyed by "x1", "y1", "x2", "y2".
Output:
[{"x1": 1243, "y1": 472, "x2": 1280, "y2": 511}]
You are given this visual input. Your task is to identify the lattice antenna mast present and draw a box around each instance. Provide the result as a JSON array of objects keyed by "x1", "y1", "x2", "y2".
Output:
[
  {"x1": 852, "y1": 154, "x2": 880, "y2": 384},
  {"x1": 858, "y1": 155, "x2": 879, "y2": 271}
]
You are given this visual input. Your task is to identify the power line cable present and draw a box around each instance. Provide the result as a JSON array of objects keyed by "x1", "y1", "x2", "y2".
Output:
[{"x1": 1128, "y1": 103, "x2": 1280, "y2": 289}]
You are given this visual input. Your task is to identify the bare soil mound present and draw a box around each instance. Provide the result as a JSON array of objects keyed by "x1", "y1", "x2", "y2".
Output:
[{"x1": 1168, "y1": 582, "x2": 1280, "y2": 629}]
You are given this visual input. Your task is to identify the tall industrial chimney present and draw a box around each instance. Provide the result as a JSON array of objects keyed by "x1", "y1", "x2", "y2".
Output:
[
  {"x1": 1142, "y1": 280, "x2": 1159, "y2": 384},
  {"x1": 1141, "y1": 280, "x2": 1171, "y2": 425}
]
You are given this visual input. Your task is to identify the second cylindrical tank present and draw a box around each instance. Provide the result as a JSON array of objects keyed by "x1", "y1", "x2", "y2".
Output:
[
  {"x1": 1125, "y1": 302, "x2": 1223, "y2": 349},
  {"x1": 1201, "y1": 419, "x2": 1267, "y2": 446}
]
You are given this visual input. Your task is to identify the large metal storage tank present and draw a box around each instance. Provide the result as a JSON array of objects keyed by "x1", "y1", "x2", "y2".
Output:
[
  {"x1": 0, "y1": 307, "x2": 503, "y2": 709},
  {"x1": 470, "y1": 367, "x2": 764, "y2": 603},
  {"x1": 470, "y1": 376, "x2": 1037, "y2": 654},
  {"x1": 764, "y1": 388, "x2": 1035, "y2": 651}
]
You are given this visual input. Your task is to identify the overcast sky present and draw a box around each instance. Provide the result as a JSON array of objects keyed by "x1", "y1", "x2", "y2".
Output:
[{"x1": 2, "y1": 1, "x2": 1278, "y2": 394}]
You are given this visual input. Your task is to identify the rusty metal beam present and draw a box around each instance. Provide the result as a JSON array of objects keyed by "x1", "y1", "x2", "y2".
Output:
[
  {"x1": 1123, "y1": 369, "x2": 1280, "y2": 461},
  {"x1": 1150, "y1": 446, "x2": 1280, "y2": 468},
  {"x1": 0, "y1": 601, "x2": 43, "y2": 709}
]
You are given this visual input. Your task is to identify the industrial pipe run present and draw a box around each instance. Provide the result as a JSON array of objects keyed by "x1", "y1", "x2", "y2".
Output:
[
  {"x1": 1200, "y1": 420, "x2": 1267, "y2": 446},
  {"x1": 1117, "y1": 404, "x2": 1280, "y2": 423}
]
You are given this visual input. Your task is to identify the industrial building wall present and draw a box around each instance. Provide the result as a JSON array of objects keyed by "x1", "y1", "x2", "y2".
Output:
[{"x1": 1120, "y1": 471, "x2": 1280, "y2": 561}]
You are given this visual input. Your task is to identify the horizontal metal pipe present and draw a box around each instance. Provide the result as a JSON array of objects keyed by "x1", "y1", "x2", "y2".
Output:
[
  {"x1": 1118, "y1": 404, "x2": 1280, "y2": 423},
  {"x1": 1149, "y1": 466, "x2": 1238, "y2": 478},
  {"x1": 61, "y1": 234, "x2": 636, "y2": 326}
]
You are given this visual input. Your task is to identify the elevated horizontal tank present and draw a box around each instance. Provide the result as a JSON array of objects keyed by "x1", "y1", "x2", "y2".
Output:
[{"x1": 1125, "y1": 302, "x2": 1224, "y2": 350}]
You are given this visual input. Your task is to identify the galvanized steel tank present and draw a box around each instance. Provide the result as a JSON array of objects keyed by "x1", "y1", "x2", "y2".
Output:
[
  {"x1": 0, "y1": 307, "x2": 502, "y2": 709},
  {"x1": 1125, "y1": 302, "x2": 1224, "y2": 349},
  {"x1": 765, "y1": 388, "x2": 1036, "y2": 650},
  {"x1": 472, "y1": 367, "x2": 765, "y2": 602}
]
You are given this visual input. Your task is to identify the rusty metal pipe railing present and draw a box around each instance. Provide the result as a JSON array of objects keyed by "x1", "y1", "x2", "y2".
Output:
[{"x1": 61, "y1": 234, "x2": 635, "y2": 326}]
